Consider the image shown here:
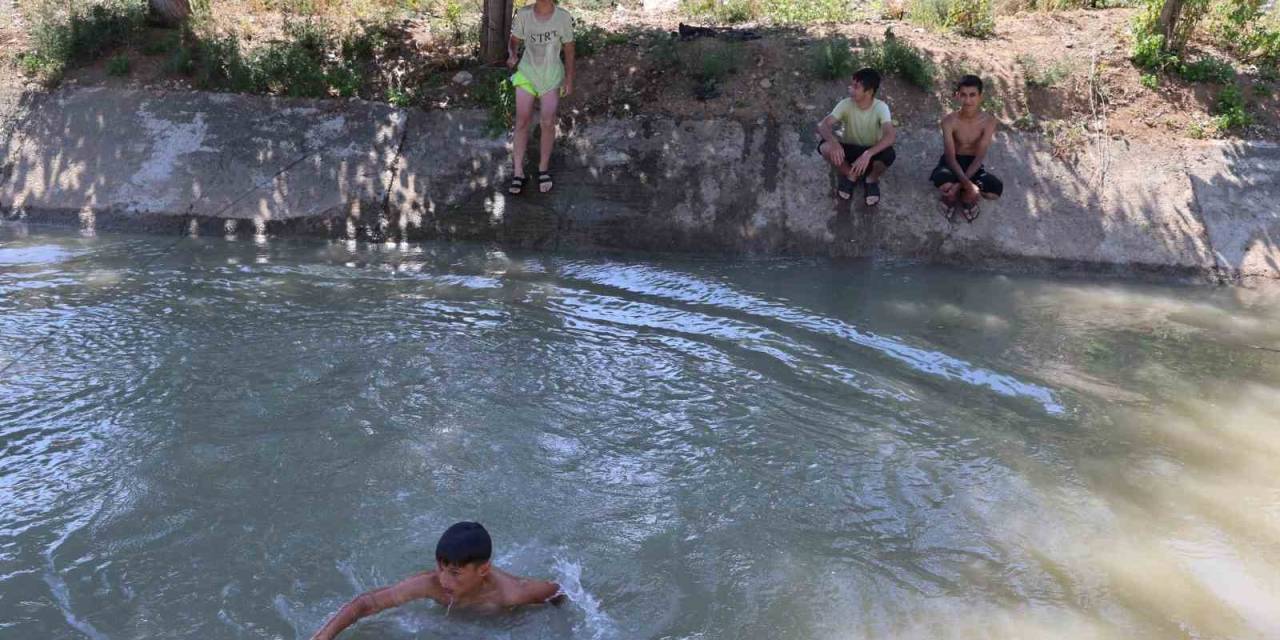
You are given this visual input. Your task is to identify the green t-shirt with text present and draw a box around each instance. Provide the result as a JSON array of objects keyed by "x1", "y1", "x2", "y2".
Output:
[
  {"x1": 512, "y1": 5, "x2": 575, "y2": 96},
  {"x1": 829, "y1": 98, "x2": 892, "y2": 146}
]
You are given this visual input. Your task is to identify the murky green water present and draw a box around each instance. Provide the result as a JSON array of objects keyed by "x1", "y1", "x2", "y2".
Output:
[{"x1": 2, "y1": 224, "x2": 1279, "y2": 639}]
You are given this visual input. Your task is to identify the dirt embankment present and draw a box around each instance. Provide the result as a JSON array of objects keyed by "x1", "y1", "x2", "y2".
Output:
[{"x1": 4, "y1": 6, "x2": 1278, "y2": 155}]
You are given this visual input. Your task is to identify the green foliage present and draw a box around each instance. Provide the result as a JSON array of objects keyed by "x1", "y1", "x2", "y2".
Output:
[
  {"x1": 573, "y1": 24, "x2": 628, "y2": 58},
  {"x1": 1130, "y1": 0, "x2": 1212, "y2": 69},
  {"x1": 761, "y1": 0, "x2": 850, "y2": 23},
  {"x1": 341, "y1": 26, "x2": 388, "y2": 62},
  {"x1": 1187, "y1": 120, "x2": 1207, "y2": 138},
  {"x1": 1140, "y1": 72, "x2": 1159, "y2": 88},
  {"x1": 680, "y1": 0, "x2": 854, "y2": 24},
  {"x1": 385, "y1": 85, "x2": 415, "y2": 107},
  {"x1": 473, "y1": 71, "x2": 515, "y2": 136},
  {"x1": 1205, "y1": 0, "x2": 1279, "y2": 66},
  {"x1": 906, "y1": 0, "x2": 949, "y2": 30},
  {"x1": 442, "y1": 0, "x2": 465, "y2": 42},
  {"x1": 947, "y1": 0, "x2": 995, "y2": 38},
  {"x1": 1212, "y1": 84, "x2": 1251, "y2": 131},
  {"x1": 689, "y1": 40, "x2": 742, "y2": 99},
  {"x1": 106, "y1": 53, "x2": 130, "y2": 76},
  {"x1": 811, "y1": 37, "x2": 858, "y2": 80},
  {"x1": 141, "y1": 33, "x2": 180, "y2": 56},
  {"x1": 681, "y1": 0, "x2": 757, "y2": 23},
  {"x1": 1254, "y1": 82, "x2": 1273, "y2": 99},
  {"x1": 854, "y1": 32, "x2": 936, "y2": 89},
  {"x1": 907, "y1": 0, "x2": 993, "y2": 37},
  {"x1": 1176, "y1": 55, "x2": 1235, "y2": 83},
  {"x1": 1018, "y1": 54, "x2": 1071, "y2": 87},
  {"x1": 650, "y1": 35, "x2": 681, "y2": 71},
  {"x1": 23, "y1": 0, "x2": 147, "y2": 84}
]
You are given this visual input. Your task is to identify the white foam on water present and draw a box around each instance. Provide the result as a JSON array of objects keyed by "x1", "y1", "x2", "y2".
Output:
[{"x1": 552, "y1": 557, "x2": 617, "y2": 640}]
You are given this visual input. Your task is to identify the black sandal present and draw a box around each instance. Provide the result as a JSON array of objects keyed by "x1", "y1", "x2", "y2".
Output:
[
  {"x1": 509, "y1": 175, "x2": 526, "y2": 195},
  {"x1": 538, "y1": 172, "x2": 553, "y2": 193},
  {"x1": 961, "y1": 203, "x2": 980, "y2": 223},
  {"x1": 864, "y1": 181, "x2": 881, "y2": 207},
  {"x1": 836, "y1": 175, "x2": 854, "y2": 200}
]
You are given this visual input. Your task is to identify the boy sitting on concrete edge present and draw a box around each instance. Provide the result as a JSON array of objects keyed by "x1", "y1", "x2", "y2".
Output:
[
  {"x1": 309, "y1": 522, "x2": 565, "y2": 639},
  {"x1": 816, "y1": 67, "x2": 897, "y2": 206},
  {"x1": 932, "y1": 75, "x2": 1003, "y2": 222}
]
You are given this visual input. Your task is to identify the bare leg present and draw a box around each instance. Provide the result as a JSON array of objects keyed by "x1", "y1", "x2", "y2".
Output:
[
  {"x1": 537, "y1": 90, "x2": 560, "y2": 192},
  {"x1": 512, "y1": 88, "x2": 536, "y2": 182},
  {"x1": 819, "y1": 141, "x2": 854, "y2": 199}
]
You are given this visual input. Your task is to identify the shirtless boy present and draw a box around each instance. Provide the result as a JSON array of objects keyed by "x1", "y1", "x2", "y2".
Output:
[
  {"x1": 816, "y1": 68, "x2": 897, "y2": 206},
  {"x1": 309, "y1": 522, "x2": 564, "y2": 639},
  {"x1": 932, "y1": 75, "x2": 1003, "y2": 222}
]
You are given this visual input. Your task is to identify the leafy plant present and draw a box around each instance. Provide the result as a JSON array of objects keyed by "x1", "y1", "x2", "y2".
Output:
[
  {"x1": 1212, "y1": 84, "x2": 1251, "y2": 131},
  {"x1": 1176, "y1": 55, "x2": 1234, "y2": 83},
  {"x1": 812, "y1": 37, "x2": 857, "y2": 80},
  {"x1": 855, "y1": 31, "x2": 936, "y2": 89},
  {"x1": 1140, "y1": 72, "x2": 1159, "y2": 89},
  {"x1": 106, "y1": 53, "x2": 130, "y2": 76},
  {"x1": 1018, "y1": 54, "x2": 1071, "y2": 87}
]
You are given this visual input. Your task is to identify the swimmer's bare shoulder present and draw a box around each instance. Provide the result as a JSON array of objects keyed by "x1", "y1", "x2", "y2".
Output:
[{"x1": 492, "y1": 568, "x2": 568, "y2": 606}]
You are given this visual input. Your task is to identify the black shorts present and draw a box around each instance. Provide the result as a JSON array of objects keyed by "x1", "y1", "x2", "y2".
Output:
[
  {"x1": 930, "y1": 155, "x2": 1003, "y2": 196},
  {"x1": 816, "y1": 140, "x2": 896, "y2": 169}
]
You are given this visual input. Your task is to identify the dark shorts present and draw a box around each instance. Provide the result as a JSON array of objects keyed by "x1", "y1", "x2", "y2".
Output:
[
  {"x1": 930, "y1": 155, "x2": 1003, "y2": 197},
  {"x1": 816, "y1": 140, "x2": 897, "y2": 169}
]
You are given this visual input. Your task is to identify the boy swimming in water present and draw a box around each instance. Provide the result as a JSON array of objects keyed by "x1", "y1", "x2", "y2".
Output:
[
  {"x1": 816, "y1": 67, "x2": 897, "y2": 206},
  {"x1": 309, "y1": 522, "x2": 565, "y2": 639},
  {"x1": 932, "y1": 75, "x2": 1003, "y2": 222}
]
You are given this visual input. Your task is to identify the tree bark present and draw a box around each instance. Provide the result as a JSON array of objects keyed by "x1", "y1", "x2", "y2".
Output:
[
  {"x1": 149, "y1": 0, "x2": 191, "y2": 26},
  {"x1": 480, "y1": 0, "x2": 514, "y2": 65},
  {"x1": 1157, "y1": 0, "x2": 1185, "y2": 51}
]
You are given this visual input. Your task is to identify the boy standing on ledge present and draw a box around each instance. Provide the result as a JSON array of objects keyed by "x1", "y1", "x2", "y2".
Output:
[
  {"x1": 932, "y1": 75, "x2": 1003, "y2": 222},
  {"x1": 507, "y1": 0, "x2": 576, "y2": 195},
  {"x1": 309, "y1": 522, "x2": 564, "y2": 639},
  {"x1": 816, "y1": 67, "x2": 897, "y2": 206}
]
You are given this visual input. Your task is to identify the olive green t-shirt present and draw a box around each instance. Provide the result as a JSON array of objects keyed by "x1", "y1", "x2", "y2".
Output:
[
  {"x1": 829, "y1": 98, "x2": 892, "y2": 146},
  {"x1": 512, "y1": 5, "x2": 575, "y2": 96}
]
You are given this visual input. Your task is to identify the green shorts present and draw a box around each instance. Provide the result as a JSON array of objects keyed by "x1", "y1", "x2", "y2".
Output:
[{"x1": 510, "y1": 71, "x2": 559, "y2": 98}]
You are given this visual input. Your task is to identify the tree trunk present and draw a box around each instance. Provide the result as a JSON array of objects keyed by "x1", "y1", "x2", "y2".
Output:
[
  {"x1": 149, "y1": 0, "x2": 191, "y2": 26},
  {"x1": 480, "y1": 0, "x2": 514, "y2": 65},
  {"x1": 1157, "y1": 0, "x2": 1185, "y2": 52}
]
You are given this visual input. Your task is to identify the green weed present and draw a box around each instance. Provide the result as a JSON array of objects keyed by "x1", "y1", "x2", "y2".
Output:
[
  {"x1": 811, "y1": 37, "x2": 858, "y2": 80},
  {"x1": 1212, "y1": 84, "x2": 1251, "y2": 131},
  {"x1": 1177, "y1": 56, "x2": 1235, "y2": 83},
  {"x1": 106, "y1": 53, "x2": 130, "y2": 76},
  {"x1": 1018, "y1": 54, "x2": 1071, "y2": 87},
  {"x1": 1139, "y1": 72, "x2": 1159, "y2": 89},
  {"x1": 854, "y1": 32, "x2": 936, "y2": 89}
]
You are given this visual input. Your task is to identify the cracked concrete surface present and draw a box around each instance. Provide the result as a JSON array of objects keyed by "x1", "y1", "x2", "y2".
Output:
[{"x1": 1, "y1": 86, "x2": 1277, "y2": 284}]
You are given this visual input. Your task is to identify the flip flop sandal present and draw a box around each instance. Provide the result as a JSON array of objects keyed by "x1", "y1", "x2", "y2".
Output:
[
  {"x1": 538, "y1": 172, "x2": 554, "y2": 193},
  {"x1": 961, "y1": 203, "x2": 981, "y2": 223},
  {"x1": 939, "y1": 201, "x2": 958, "y2": 223},
  {"x1": 508, "y1": 175, "x2": 525, "y2": 195},
  {"x1": 864, "y1": 181, "x2": 881, "y2": 207},
  {"x1": 836, "y1": 174, "x2": 854, "y2": 200}
]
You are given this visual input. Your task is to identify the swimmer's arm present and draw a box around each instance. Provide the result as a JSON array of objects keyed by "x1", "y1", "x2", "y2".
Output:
[
  {"x1": 520, "y1": 579, "x2": 568, "y2": 606},
  {"x1": 941, "y1": 117, "x2": 971, "y2": 187},
  {"x1": 963, "y1": 116, "x2": 997, "y2": 180},
  {"x1": 310, "y1": 574, "x2": 435, "y2": 640}
]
